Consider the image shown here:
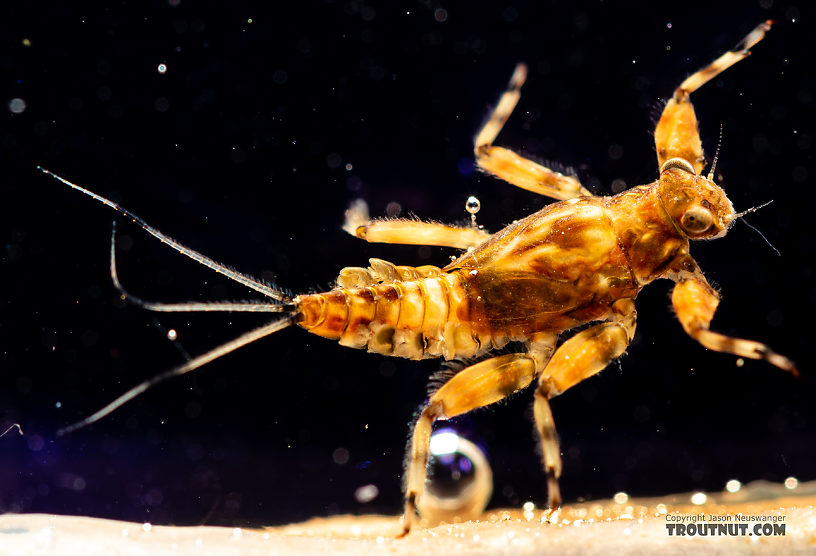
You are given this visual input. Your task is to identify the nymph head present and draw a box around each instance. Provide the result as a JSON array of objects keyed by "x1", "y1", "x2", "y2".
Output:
[{"x1": 656, "y1": 157, "x2": 736, "y2": 239}]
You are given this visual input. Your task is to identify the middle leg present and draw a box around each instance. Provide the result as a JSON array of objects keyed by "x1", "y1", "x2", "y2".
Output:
[{"x1": 343, "y1": 199, "x2": 491, "y2": 250}]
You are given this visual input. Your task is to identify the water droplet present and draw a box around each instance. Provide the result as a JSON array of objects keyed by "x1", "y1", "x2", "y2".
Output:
[{"x1": 465, "y1": 196, "x2": 481, "y2": 215}]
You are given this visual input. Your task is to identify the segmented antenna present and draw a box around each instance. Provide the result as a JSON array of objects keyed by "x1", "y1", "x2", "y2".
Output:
[{"x1": 730, "y1": 200, "x2": 781, "y2": 256}]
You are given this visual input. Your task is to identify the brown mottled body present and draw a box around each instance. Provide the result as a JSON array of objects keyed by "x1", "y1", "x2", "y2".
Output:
[
  {"x1": 293, "y1": 24, "x2": 798, "y2": 532},
  {"x1": 298, "y1": 181, "x2": 693, "y2": 362}
]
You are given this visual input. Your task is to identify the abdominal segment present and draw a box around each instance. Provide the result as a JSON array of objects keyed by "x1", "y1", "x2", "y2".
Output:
[{"x1": 295, "y1": 270, "x2": 491, "y2": 361}]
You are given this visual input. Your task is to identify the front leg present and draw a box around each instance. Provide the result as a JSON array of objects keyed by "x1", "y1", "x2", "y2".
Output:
[
  {"x1": 671, "y1": 266, "x2": 798, "y2": 375},
  {"x1": 654, "y1": 21, "x2": 772, "y2": 174}
]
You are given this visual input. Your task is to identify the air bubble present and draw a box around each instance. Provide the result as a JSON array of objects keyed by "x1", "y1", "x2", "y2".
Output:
[
  {"x1": 417, "y1": 429, "x2": 492, "y2": 524},
  {"x1": 465, "y1": 196, "x2": 481, "y2": 215}
]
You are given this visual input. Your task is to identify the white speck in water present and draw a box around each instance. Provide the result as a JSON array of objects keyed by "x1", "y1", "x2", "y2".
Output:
[
  {"x1": 9, "y1": 98, "x2": 26, "y2": 114},
  {"x1": 121, "y1": 529, "x2": 129, "y2": 537},
  {"x1": 142, "y1": 522, "x2": 152, "y2": 532},
  {"x1": 613, "y1": 491, "x2": 629, "y2": 504},
  {"x1": 232, "y1": 527, "x2": 242, "y2": 538},
  {"x1": 355, "y1": 484, "x2": 379, "y2": 503},
  {"x1": 332, "y1": 447, "x2": 350, "y2": 465},
  {"x1": 725, "y1": 479, "x2": 742, "y2": 493},
  {"x1": 690, "y1": 492, "x2": 707, "y2": 505},
  {"x1": 55, "y1": 401, "x2": 62, "y2": 408},
  {"x1": 167, "y1": 329, "x2": 178, "y2": 341},
  {"x1": 736, "y1": 358, "x2": 744, "y2": 367},
  {"x1": 158, "y1": 63, "x2": 168, "y2": 74},
  {"x1": 784, "y1": 476, "x2": 799, "y2": 490}
]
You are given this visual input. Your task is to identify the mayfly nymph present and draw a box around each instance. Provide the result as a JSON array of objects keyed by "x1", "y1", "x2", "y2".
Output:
[{"x1": 40, "y1": 20, "x2": 795, "y2": 536}]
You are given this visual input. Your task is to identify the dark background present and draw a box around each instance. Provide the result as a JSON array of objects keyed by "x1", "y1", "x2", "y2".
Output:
[{"x1": 2, "y1": 1, "x2": 814, "y2": 528}]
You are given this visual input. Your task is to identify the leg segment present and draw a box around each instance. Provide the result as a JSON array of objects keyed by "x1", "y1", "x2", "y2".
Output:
[
  {"x1": 671, "y1": 271, "x2": 798, "y2": 375},
  {"x1": 474, "y1": 64, "x2": 591, "y2": 201},
  {"x1": 534, "y1": 299, "x2": 637, "y2": 515},
  {"x1": 655, "y1": 21, "x2": 772, "y2": 174},
  {"x1": 401, "y1": 353, "x2": 538, "y2": 536},
  {"x1": 343, "y1": 199, "x2": 490, "y2": 249}
]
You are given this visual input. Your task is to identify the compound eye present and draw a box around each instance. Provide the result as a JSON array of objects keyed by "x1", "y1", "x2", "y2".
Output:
[
  {"x1": 681, "y1": 206, "x2": 713, "y2": 234},
  {"x1": 660, "y1": 157, "x2": 696, "y2": 175}
]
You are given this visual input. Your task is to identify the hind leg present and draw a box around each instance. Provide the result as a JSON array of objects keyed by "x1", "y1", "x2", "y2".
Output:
[{"x1": 401, "y1": 351, "x2": 549, "y2": 536}]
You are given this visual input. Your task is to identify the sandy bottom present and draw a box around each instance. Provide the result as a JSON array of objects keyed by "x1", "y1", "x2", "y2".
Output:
[{"x1": 2, "y1": 480, "x2": 815, "y2": 555}]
